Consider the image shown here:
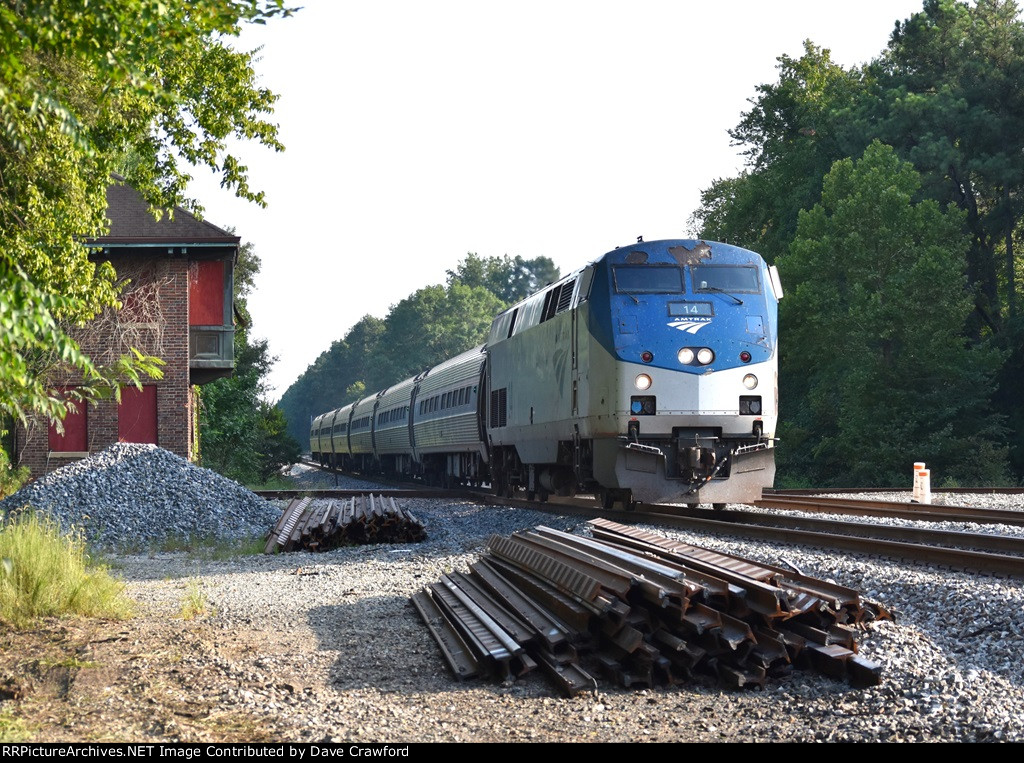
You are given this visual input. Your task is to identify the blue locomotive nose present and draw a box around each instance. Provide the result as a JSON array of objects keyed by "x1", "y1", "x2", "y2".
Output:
[{"x1": 590, "y1": 239, "x2": 776, "y2": 374}]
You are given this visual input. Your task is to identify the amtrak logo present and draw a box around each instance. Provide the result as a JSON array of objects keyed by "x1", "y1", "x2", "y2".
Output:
[{"x1": 668, "y1": 318, "x2": 711, "y2": 334}]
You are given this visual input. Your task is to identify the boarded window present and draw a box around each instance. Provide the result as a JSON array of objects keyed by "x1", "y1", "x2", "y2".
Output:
[
  {"x1": 118, "y1": 386, "x2": 158, "y2": 444},
  {"x1": 189, "y1": 260, "x2": 226, "y2": 326},
  {"x1": 49, "y1": 388, "x2": 87, "y2": 452}
]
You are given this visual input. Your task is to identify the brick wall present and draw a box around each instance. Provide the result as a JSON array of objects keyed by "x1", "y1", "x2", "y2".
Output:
[{"x1": 15, "y1": 253, "x2": 196, "y2": 478}]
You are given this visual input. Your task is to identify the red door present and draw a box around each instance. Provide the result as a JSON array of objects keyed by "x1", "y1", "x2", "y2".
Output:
[
  {"x1": 49, "y1": 387, "x2": 88, "y2": 452},
  {"x1": 118, "y1": 386, "x2": 158, "y2": 444}
]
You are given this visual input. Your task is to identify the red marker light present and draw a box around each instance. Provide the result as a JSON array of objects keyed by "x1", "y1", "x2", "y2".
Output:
[
  {"x1": 740, "y1": 351, "x2": 752, "y2": 363},
  {"x1": 641, "y1": 351, "x2": 653, "y2": 363}
]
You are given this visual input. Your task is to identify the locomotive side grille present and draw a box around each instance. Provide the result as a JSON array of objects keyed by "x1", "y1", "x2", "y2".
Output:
[
  {"x1": 556, "y1": 278, "x2": 577, "y2": 313},
  {"x1": 490, "y1": 387, "x2": 508, "y2": 428},
  {"x1": 541, "y1": 278, "x2": 578, "y2": 324}
]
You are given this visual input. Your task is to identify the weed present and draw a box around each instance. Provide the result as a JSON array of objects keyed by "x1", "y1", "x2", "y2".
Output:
[
  {"x1": 39, "y1": 656, "x2": 101, "y2": 670},
  {"x1": 0, "y1": 708, "x2": 31, "y2": 743},
  {"x1": 245, "y1": 475, "x2": 295, "y2": 491},
  {"x1": 180, "y1": 578, "x2": 213, "y2": 620},
  {"x1": 0, "y1": 450, "x2": 29, "y2": 500},
  {"x1": 134, "y1": 532, "x2": 267, "y2": 560}
]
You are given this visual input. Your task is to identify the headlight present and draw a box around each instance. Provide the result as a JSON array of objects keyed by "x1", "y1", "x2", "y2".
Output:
[
  {"x1": 697, "y1": 348, "x2": 715, "y2": 365},
  {"x1": 743, "y1": 374, "x2": 758, "y2": 390},
  {"x1": 635, "y1": 373, "x2": 652, "y2": 390},
  {"x1": 678, "y1": 348, "x2": 694, "y2": 364}
]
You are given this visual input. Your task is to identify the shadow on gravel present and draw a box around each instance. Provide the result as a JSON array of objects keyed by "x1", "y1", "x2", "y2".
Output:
[
  {"x1": 305, "y1": 596, "x2": 458, "y2": 692},
  {"x1": 303, "y1": 597, "x2": 557, "y2": 697}
]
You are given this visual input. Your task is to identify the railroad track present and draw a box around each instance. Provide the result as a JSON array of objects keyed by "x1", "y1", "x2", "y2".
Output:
[
  {"x1": 756, "y1": 493, "x2": 1024, "y2": 527},
  {"x1": 271, "y1": 466, "x2": 1024, "y2": 577},
  {"x1": 482, "y1": 494, "x2": 1024, "y2": 578}
]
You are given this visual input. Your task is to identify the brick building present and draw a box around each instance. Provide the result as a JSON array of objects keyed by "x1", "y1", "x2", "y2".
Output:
[{"x1": 13, "y1": 178, "x2": 238, "y2": 477}]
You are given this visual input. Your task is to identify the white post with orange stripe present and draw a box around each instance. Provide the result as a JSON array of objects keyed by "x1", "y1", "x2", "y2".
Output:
[
  {"x1": 912, "y1": 462, "x2": 926, "y2": 503},
  {"x1": 918, "y1": 468, "x2": 931, "y2": 504}
]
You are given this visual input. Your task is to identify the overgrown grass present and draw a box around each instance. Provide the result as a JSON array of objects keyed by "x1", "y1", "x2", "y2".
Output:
[
  {"x1": 0, "y1": 448, "x2": 29, "y2": 500},
  {"x1": 0, "y1": 511, "x2": 132, "y2": 629}
]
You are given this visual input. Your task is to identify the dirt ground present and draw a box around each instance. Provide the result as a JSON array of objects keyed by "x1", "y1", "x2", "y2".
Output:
[{"x1": 0, "y1": 615, "x2": 299, "y2": 742}]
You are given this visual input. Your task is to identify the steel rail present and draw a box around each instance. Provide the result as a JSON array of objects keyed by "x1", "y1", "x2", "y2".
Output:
[
  {"x1": 766, "y1": 487, "x2": 1024, "y2": 495},
  {"x1": 410, "y1": 590, "x2": 480, "y2": 680},
  {"x1": 630, "y1": 510, "x2": 1024, "y2": 578},
  {"x1": 255, "y1": 487, "x2": 476, "y2": 500},
  {"x1": 682, "y1": 505, "x2": 1024, "y2": 557},
  {"x1": 753, "y1": 495, "x2": 1024, "y2": 526},
  {"x1": 470, "y1": 494, "x2": 1024, "y2": 578}
]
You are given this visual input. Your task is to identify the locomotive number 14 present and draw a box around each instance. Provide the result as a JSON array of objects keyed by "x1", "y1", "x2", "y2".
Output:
[{"x1": 668, "y1": 302, "x2": 713, "y2": 317}]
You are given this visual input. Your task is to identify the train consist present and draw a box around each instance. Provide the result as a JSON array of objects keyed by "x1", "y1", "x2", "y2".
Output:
[{"x1": 311, "y1": 238, "x2": 782, "y2": 508}]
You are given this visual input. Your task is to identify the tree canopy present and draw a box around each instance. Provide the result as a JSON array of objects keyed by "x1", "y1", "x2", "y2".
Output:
[
  {"x1": 0, "y1": 0, "x2": 292, "y2": 426},
  {"x1": 690, "y1": 0, "x2": 1024, "y2": 485},
  {"x1": 446, "y1": 253, "x2": 560, "y2": 304},
  {"x1": 690, "y1": 42, "x2": 868, "y2": 264},
  {"x1": 871, "y1": 0, "x2": 1024, "y2": 333}
]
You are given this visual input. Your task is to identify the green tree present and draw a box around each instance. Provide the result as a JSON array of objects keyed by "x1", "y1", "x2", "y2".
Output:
[
  {"x1": 446, "y1": 253, "x2": 560, "y2": 303},
  {"x1": 366, "y1": 283, "x2": 505, "y2": 389},
  {"x1": 871, "y1": 0, "x2": 1024, "y2": 335},
  {"x1": 252, "y1": 401, "x2": 299, "y2": 483},
  {"x1": 778, "y1": 142, "x2": 1008, "y2": 486},
  {"x1": 689, "y1": 42, "x2": 870, "y2": 263},
  {"x1": 276, "y1": 315, "x2": 385, "y2": 445},
  {"x1": 0, "y1": 0, "x2": 292, "y2": 427},
  {"x1": 199, "y1": 241, "x2": 299, "y2": 484},
  {"x1": 868, "y1": 0, "x2": 1024, "y2": 481}
]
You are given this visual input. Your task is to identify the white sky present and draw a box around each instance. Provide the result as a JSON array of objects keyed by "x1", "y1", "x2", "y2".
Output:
[{"x1": 185, "y1": 0, "x2": 928, "y2": 399}]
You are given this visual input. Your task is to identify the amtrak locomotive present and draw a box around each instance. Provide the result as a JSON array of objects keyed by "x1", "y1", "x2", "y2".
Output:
[{"x1": 311, "y1": 239, "x2": 782, "y2": 508}]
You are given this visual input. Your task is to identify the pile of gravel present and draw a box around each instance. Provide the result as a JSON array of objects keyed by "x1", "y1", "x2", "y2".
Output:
[{"x1": 0, "y1": 443, "x2": 282, "y2": 548}]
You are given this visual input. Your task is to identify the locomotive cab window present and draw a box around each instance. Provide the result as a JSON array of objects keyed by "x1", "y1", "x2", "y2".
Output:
[
  {"x1": 612, "y1": 266, "x2": 684, "y2": 294},
  {"x1": 691, "y1": 265, "x2": 760, "y2": 294}
]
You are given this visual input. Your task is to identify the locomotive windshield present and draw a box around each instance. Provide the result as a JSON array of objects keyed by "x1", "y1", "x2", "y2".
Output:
[
  {"x1": 691, "y1": 265, "x2": 760, "y2": 294},
  {"x1": 612, "y1": 266, "x2": 684, "y2": 293}
]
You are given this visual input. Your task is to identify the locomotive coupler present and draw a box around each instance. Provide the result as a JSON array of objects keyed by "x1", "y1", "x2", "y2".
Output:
[
  {"x1": 682, "y1": 448, "x2": 733, "y2": 496},
  {"x1": 676, "y1": 433, "x2": 720, "y2": 482}
]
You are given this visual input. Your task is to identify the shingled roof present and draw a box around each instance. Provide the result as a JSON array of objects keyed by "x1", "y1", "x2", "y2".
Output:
[{"x1": 87, "y1": 176, "x2": 240, "y2": 247}]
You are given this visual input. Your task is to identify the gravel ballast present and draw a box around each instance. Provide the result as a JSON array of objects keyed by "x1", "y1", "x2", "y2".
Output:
[
  {"x1": 0, "y1": 443, "x2": 281, "y2": 548},
  {"x1": 108, "y1": 470, "x2": 1024, "y2": 743}
]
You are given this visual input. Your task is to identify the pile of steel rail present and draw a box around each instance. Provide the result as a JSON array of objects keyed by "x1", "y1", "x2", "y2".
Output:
[
  {"x1": 264, "y1": 494, "x2": 426, "y2": 553},
  {"x1": 412, "y1": 518, "x2": 891, "y2": 697}
]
